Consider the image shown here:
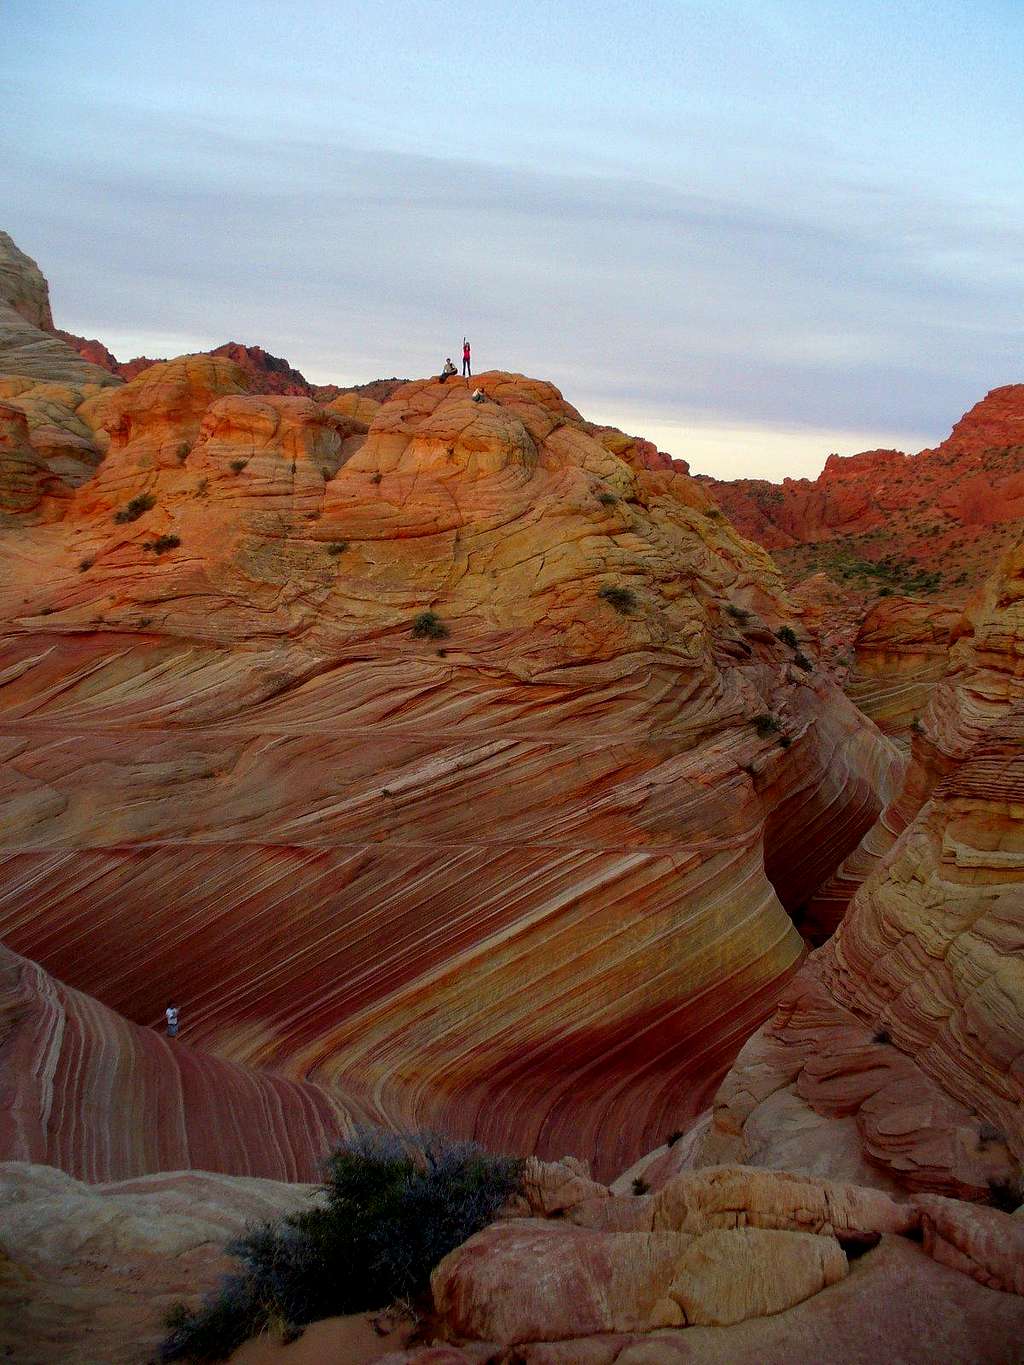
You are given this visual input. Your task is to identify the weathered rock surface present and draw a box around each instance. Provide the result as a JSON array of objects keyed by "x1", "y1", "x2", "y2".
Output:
[
  {"x1": 431, "y1": 1219, "x2": 848, "y2": 1340},
  {"x1": 0, "y1": 355, "x2": 899, "y2": 1178},
  {"x1": 387, "y1": 1236, "x2": 1024, "y2": 1363}
]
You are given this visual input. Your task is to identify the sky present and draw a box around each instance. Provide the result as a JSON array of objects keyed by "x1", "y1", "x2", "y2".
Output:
[{"x1": 3, "y1": 0, "x2": 1023, "y2": 479}]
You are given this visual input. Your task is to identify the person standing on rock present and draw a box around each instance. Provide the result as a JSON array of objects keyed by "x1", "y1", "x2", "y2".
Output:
[
  {"x1": 165, "y1": 1003, "x2": 179, "y2": 1038},
  {"x1": 462, "y1": 337, "x2": 471, "y2": 377}
]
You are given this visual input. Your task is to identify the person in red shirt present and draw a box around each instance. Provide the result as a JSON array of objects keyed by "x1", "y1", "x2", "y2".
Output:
[{"x1": 462, "y1": 337, "x2": 471, "y2": 377}]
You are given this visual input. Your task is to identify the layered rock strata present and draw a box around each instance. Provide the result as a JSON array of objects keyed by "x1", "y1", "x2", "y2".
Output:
[{"x1": 0, "y1": 354, "x2": 898, "y2": 1177}]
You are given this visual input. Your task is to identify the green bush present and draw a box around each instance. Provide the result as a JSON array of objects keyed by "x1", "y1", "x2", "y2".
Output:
[
  {"x1": 327, "y1": 542, "x2": 349, "y2": 556},
  {"x1": 160, "y1": 1130, "x2": 523, "y2": 1363},
  {"x1": 752, "y1": 713, "x2": 781, "y2": 738},
  {"x1": 114, "y1": 493, "x2": 156, "y2": 524},
  {"x1": 79, "y1": 558, "x2": 93, "y2": 572},
  {"x1": 144, "y1": 535, "x2": 181, "y2": 555},
  {"x1": 229, "y1": 459, "x2": 248, "y2": 473},
  {"x1": 597, "y1": 491, "x2": 617, "y2": 506},
  {"x1": 776, "y1": 625, "x2": 799, "y2": 648},
  {"x1": 598, "y1": 585, "x2": 636, "y2": 615},
  {"x1": 987, "y1": 1177, "x2": 1021, "y2": 1213},
  {"x1": 725, "y1": 604, "x2": 750, "y2": 624},
  {"x1": 631, "y1": 1176, "x2": 650, "y2": 1196},
  {"x1": 793, "y1": 651, "x2": 813, "y2": 672},
  {"x1": 411, "y1": 611, "x2": 449, "y2": 640}
]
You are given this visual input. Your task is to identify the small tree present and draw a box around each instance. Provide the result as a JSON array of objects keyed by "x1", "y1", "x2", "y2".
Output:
[
  {"x1": 411, "y1": 611, "x2": 449, "y2": 640},
  {"x1": 598, "y1": 585, "x2": 636, "y2": 615}
]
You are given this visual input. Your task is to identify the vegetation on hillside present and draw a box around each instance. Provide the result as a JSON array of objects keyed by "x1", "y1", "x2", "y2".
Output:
[{"x1": 161, "y1": 1129, "x2": 523, "y2": 1362}]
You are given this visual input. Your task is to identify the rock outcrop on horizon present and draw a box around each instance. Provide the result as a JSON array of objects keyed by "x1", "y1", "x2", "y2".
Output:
[
  {"x1": 0, "y1": 341, "x2": 898, "y2": 1179},
  {"x1": 0, "y1": 233, "x2": 120, "y2": 388},
  {"x1": 699, "y1": 385, "x2": 1024, "y2": 602},
  {"x1": 55, "y1": 325, "x2": 409, "y2": 404}
]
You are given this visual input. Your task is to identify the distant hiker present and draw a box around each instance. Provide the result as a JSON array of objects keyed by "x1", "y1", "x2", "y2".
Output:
[
  {"x1": 165, "y1": 1003, "x2": 179, "y2": 1038},
  {"x1": 462, "y1": 337, "x2": 472, "y2": 377},
  {"x1": 440, "y1": 357, "x2": 457, "y2": 383},
  {"x1": 471, "y1": 388, "x2": 485, "y2": 403}
]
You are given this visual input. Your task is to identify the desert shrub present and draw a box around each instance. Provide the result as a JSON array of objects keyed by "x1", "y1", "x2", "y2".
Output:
[
  {"x1": 597, "y1": 491, "x2": 617, "y2": 506},
  {"x1": 327, "y1": 542, "x2": 349, "y2": 555},
  {"x1": 793, "y1": 651, "x2": 813, "y2": 672},
  {"x1": 411, "y1": 611, "x2": 449, "y2": 640},
  {"x1": 598, "y1": 585, "x2": 636, "y2": 615},
  {"x1": 987, "y1": 1177, "x2": 1021, "y2": 1213},
  {"x1": 665, "y1": 1130, "x2": 684, "y2": 1148},
  {"x1": 114, "y1": 492, "x2": 156, "y2": 524},
  {"x1": 79, "y1": 558, "x2": 93, "y2": 572},
  {"x1": 371, "y1": 471, "x2": 383, "y2": 484},
  {"x1": 161, "y1": 1130, "x2": 523, "y2": 1363},
  {"x1": 778, "y1": 734, "x2": 792, "y2": 748},
  {"x1": 978, "y1": 1122, "x2": 1006, "y2": 1147},
  {"x1": 725, "y1": 604, "x2": 750, "y2": 624},
  {"x1": 776, "y1": 625, "x2": 799, "y2": 648},
  {"x1": 229, "y1": 459, "x2": 248, "y2": 473},
  {"x1": 144, "y1": 535, "x2": 181, "y2": 555},
  {"x1": 910, "y1": 717, "x2": 924, "y2": 734},
  {"x1": 631, "y1": 1176, "x2": 650, "y2": 1196},
  {"x1": 706, "y1": 507, "x2": 723, "y2": 519},
  {"x1": 873, "y1": 1027, "x2": 891, "y2": 1045},
  {"x1": 752, "y1": 713, "x2": 780, "y2": 738}
]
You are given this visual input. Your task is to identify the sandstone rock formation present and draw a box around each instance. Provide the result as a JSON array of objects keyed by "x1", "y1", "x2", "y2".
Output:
[
  {"x1": 845, "y1": 594, "x2": 963, "y2": 735},
  {"x1": 0, "y1": 346, "x2": 899, "y2": 1178}
]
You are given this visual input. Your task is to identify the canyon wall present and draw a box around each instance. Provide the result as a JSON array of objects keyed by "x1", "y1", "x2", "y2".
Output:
[{"x1": 691, "y1": 536, "x2": 1024, "y2": 1200}]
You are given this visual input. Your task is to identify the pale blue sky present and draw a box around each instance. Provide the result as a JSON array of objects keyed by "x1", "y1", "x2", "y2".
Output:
[{"x1": 3, "y1": 0, "x2": 1022, "y2": 477}]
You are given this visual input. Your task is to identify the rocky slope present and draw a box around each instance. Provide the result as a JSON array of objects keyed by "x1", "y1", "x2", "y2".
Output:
[
  {"x1": 699, "y1": 385, "x2": 1024, "y2": 602},
  {"x1": 0, "y1": 341, "x2": 898, "y2": 1178}
]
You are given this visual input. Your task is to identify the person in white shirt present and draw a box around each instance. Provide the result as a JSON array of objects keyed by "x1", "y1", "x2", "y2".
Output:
[{"x1": 166, "y1": 1003, "x2": 179, "y2": 1038}]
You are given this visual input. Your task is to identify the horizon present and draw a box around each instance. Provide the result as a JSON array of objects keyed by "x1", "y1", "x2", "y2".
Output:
[{"x1": 4, "y1": 0, "x2": 1022, "y2": 480}]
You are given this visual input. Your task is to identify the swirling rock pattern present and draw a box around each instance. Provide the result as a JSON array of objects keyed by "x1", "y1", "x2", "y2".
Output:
[
  {"x1": 0, "y1": 354, "x2": 898, "y2": 1179},
  {"x1": 0, "y1": 941, "x2": 363, "y2": 1182},
  {"x1": 846, "y1": 595, "x2": 963, "y2": 736}
]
